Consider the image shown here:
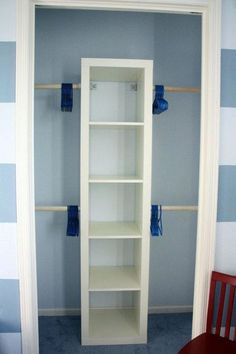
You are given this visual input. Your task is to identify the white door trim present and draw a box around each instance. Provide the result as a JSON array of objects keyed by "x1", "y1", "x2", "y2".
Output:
[{"x1": 15, "y1": 1, "x2": 221, "y2": 353}]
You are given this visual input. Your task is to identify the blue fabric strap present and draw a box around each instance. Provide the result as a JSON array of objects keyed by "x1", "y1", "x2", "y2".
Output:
[
  {"x1": 152, "y1": 85, "x2": 168, "y2": 115},
  {"x1": 150, "y1": 204, "x2": 163, "y2": 236},
  {"x1": 66, "y1": 205, "x2": 79, "y2": 237},
  {"x1": 61, "y1": 83, "x2": 73, "y2": 112}
]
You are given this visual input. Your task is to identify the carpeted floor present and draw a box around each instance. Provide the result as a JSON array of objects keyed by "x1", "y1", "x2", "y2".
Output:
[{"x1": 39, "y1": 313, "x2": 192, "y2": 354}]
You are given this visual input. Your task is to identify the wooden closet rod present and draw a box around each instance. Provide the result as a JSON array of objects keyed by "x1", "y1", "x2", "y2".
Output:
[
  {"x1": 35, "y1": 205, "x2": 198, "y2": 212},
  {"x1": 34, "y1": 83, "x2": 200, "y2": 94}
]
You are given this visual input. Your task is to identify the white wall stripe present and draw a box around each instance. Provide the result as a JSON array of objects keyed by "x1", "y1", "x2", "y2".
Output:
[
  {"x1": 0, "y1": 223, "x2": 18, "y2": 279},
  {"x1": 0, "y1": 103, "x2": 16, "y2": 163},
  {"x1": 221, "y1": 0, "x2": 236, "y2": 50},
  {"x1": 215, "y1": 222, "x2": 236, "y2": 274},
  {"x1": 219, "y1": 107, "x2": 236, "y2": 165},
  {"x1": 0, "y1": 1, "x2": 16, "y2": 42},
  {"x1": 0, "y1": 333, "x2": 21, "y2": 354}
]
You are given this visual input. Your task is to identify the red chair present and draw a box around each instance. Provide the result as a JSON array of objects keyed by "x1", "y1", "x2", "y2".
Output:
[{"x1": 178, "y1": 271, "x2": 236, "y2": 354}]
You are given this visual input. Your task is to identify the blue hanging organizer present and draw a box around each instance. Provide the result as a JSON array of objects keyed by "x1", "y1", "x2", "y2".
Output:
[
  {"x1": 66, "y1": 205, "x2": 79, "y2": 237},
  {"x1": 61, "y1": 83, "x2": 73, "y2": 112},
  {"x1": 150, "y1": 205, "x2": 163, "y2": 236},
  {"x1": 153, "y1": 85, "x2": 168, "y2": 115}
]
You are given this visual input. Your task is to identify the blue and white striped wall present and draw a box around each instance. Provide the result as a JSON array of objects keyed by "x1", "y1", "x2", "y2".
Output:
[
  {"x1": 0, "y1": 1, "x2": 22, "y2": 354},
  {"x1": 215, "y1": 0, "x2": 236, "y2": 274},
  {"x1": 0, "y1": 1, "x2": 235, "y2": 353}
]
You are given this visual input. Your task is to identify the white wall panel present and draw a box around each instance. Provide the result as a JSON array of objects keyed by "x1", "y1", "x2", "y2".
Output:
[
  {"x1": 0, "y1": 1, "x2": 16, "y2": 42},
  {"x1": 221, "y1": 0, "x2": 236, "y2": 50},
  {"x1": 0, "y1": 333, "x2": 21, "y2": 354},
  {"x1": 219, "y1": 108, "x2": 236, "y2": 165},
  {"x1": 0, "y1": 223, "x2": 18, "y2": 279},
  {"x1": 215, "y1": 222, "x2": 236, "y2": 273},
  {"x1": 0, "y1": 103, "x2": 15, "y2": 163}
]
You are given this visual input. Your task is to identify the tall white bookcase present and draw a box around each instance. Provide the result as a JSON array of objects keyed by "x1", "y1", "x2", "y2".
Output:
[{"x1": 80, "y1": 58, "x2": 153, "y2": 345}]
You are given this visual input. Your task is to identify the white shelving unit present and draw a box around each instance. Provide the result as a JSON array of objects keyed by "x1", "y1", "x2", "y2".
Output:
[{"x1": 80, "y1": 58, "x2": 153, "y2": 345}]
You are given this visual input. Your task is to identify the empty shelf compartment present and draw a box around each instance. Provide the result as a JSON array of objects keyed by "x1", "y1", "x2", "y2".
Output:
[
  {"x1": 89, "y1": 125, "x2": 144, "y2": 179},
  {"x1": 90, "y1": 66, "x2": 145, "y2": 123},
  {"x1": 89, "y1": 183, "x2": 143, "y2": 223},
  {"x1": 89, "y1": 239, "x2": 142, "y2": 270},
  {"x1": 89, "y1": 308, "x2": 139, "y2": 340}
]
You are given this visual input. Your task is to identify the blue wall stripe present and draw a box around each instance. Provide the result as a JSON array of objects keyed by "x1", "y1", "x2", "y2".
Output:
[
  {"x1": 221, "y1": 49, "x2": 236, "y2": 108},
  {"x1": 0, "y1": 279, "x2": 21, "y2": 333},
  {"x1": 0, "y1": 42, "x2": 16, "y2": 103},
  {"x1": 0, "y1": 164, "x2": 16, "y2": 222},
  {"x1": 217, "y1": 166, "x2": 236, "y2": 222}
]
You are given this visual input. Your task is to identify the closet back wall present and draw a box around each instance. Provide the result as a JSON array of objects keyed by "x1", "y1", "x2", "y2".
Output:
[{"x1": 35, "y1": 9, "x2": 201, "y2": 312}]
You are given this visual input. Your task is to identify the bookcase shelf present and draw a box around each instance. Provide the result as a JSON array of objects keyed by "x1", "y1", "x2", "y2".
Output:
[
  {"x1": 81, "y1": 58, "x2": 153, "y2": 345},
  {"x1": 89, "y1": 176, "x2": 143, "y2": 183},
  {"x1": 89, "y1": 221, "x2": 142, "y2": 239},
  {"x1": 89, "y1": 122, "x2": 144, "y2": 127},
  {"x1": 89, "y1": 266, "x2": 140, "y2": 291}
]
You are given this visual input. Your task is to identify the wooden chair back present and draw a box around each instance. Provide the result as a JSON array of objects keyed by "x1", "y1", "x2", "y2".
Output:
[{"x1": 206, "y1": 271, "x2": 236, "y2": 340}]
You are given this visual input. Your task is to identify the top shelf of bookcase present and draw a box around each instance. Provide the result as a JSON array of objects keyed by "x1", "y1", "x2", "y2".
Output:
[{"x1": 89, "y1": 122, "x2": 144, "y2": 127}]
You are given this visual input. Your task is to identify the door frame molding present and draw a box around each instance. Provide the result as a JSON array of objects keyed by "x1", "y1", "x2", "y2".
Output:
[{"x1": 16, "y1": 1, "x2": 221, "y2": 353}]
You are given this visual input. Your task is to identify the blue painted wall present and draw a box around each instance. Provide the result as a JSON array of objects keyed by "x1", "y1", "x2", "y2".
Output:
[{"x1": 35, "y1": 9, "x2": 201, "y2": 310}]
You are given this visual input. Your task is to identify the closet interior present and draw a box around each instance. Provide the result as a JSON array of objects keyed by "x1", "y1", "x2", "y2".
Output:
[{"x1": 34, "y1": 8, "x2": 201, "y2": 348}]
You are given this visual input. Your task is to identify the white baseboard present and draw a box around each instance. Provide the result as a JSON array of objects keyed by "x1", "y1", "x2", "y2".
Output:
[{"x1": 38, "y1": 305, "x2": 193, "y2": 317}]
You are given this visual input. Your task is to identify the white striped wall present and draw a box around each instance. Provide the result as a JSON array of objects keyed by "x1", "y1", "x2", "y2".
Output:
[
  {"x1": 0, "y1": 3, "x2": 235, "y2": 354},
  {"x1": 215, "y1": 0, "x2": 236, "y2": 274},
  {"x1": 0, "y1": 2, "x2": 21, "y2": 354}
]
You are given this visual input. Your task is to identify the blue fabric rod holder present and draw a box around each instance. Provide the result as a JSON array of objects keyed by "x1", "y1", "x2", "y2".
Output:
[
  {"x1": 151, "y1": 205, "x2": 163, "y2": 236},
  {"x1": 61, "y1": 83, "x2": 73, "y2": 112},
  {"x1": 66, "y1": 206, "x2": 79, "y2": 237},
  {"x1": 152, "y1": 85, "x2": 168, "y2": 115}
]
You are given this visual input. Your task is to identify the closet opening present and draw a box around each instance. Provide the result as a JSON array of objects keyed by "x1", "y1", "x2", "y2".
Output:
[{"x1": 33, "y1": 6, "x2": 203, "y2": 352}]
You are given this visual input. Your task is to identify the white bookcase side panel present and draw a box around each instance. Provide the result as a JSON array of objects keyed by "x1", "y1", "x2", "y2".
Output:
[
  {"x1": 80, "y1": 59, "x2": 90, "y2": 340},
  {"x1": 135, "y1": 183, "x2": 144, "y2": 237},
  {"x1": 137, "y1": 70, "x2": 145, "y2": 123},
  {"x1": 136, "y1": 119, "x2": 145, "y2": 182},
  {"x1": 134, "y1": 237, "x2": 142, "y2": 284},
  {"x1": 138, "y1": 63, "x2": 153, "y2": 338}
]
